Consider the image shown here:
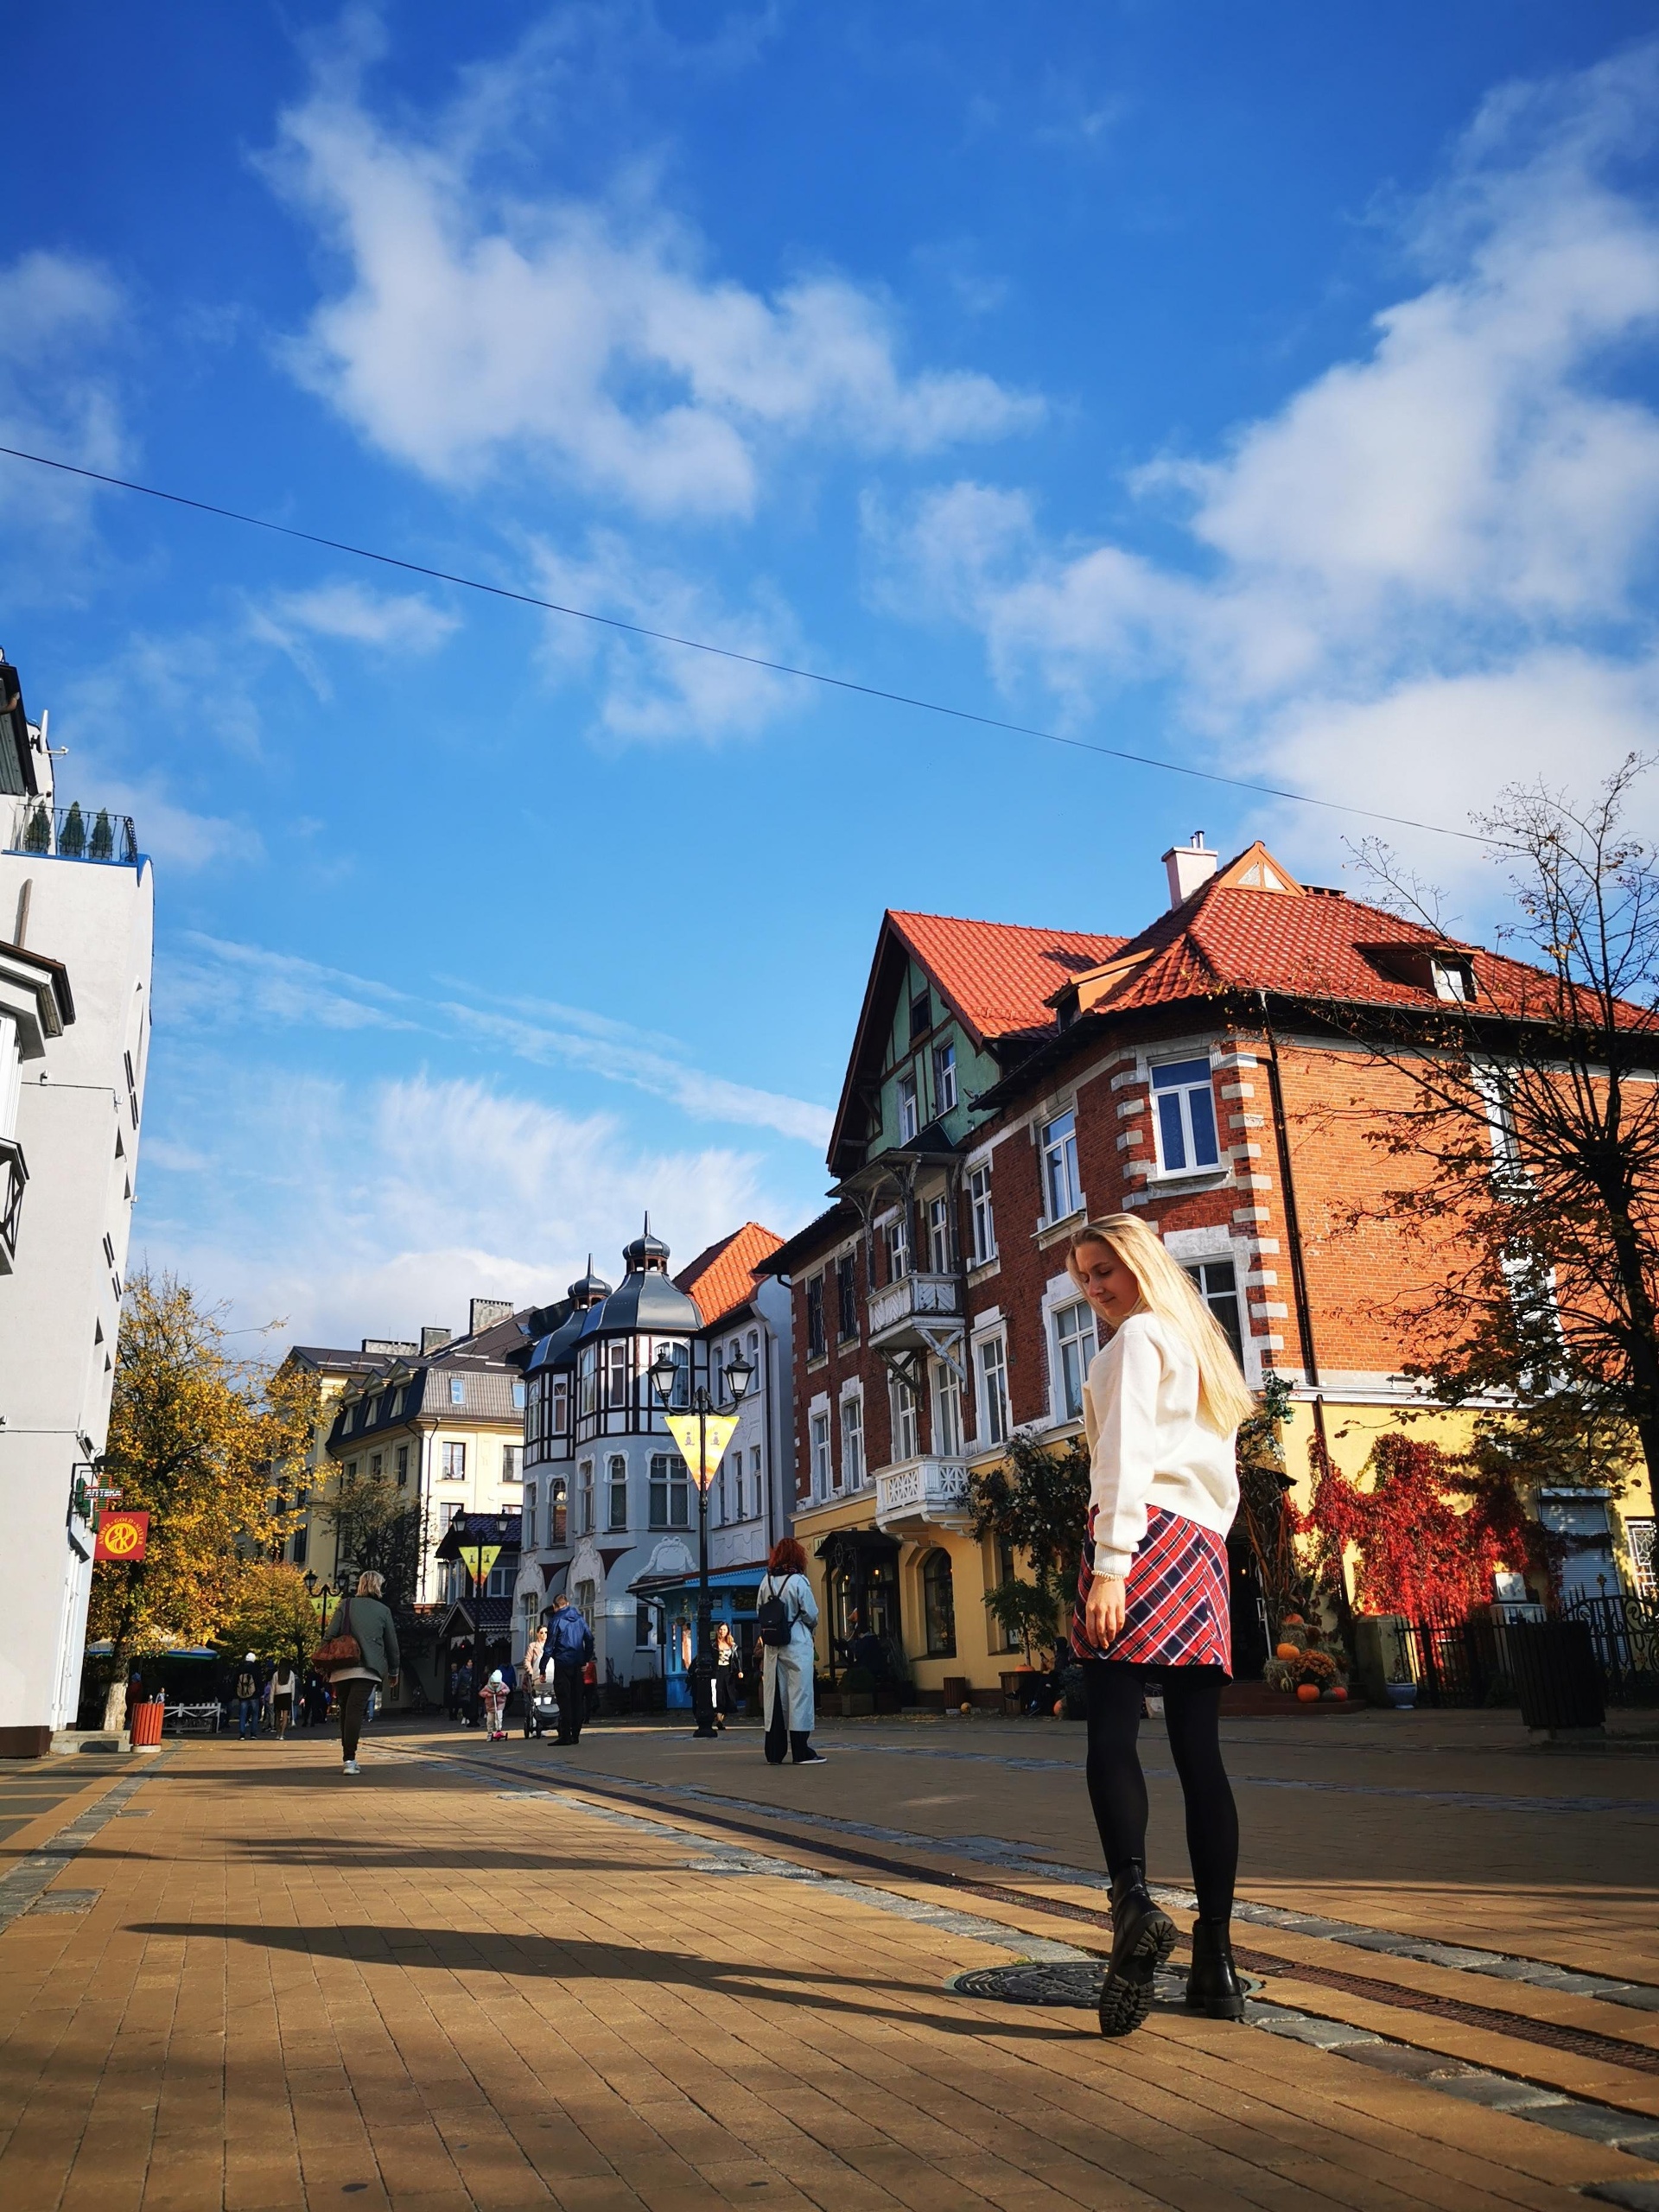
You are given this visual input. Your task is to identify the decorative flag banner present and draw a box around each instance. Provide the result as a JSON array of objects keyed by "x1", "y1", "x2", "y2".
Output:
[
  {"x1": 664, "y1": 1412, "x2": 740, "y2": 1491},
  {"x1": 466, "y1": 1544, "x2": 503, "y2": 1587},
  {"x1": 95, "y1": 1510, "x2": 149, "y2": 1563}
]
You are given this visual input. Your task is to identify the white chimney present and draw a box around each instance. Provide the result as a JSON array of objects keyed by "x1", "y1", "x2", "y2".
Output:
[{"x1": 1162, "y1": 831, "x2": 1218, "y2": 910}]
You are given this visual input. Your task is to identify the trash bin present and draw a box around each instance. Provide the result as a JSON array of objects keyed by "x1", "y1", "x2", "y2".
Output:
[
  {"x1": 130, "y1": 1700, "x2": 165, "y2": 1748},
  {"x1": 1509, "y1": 1619, "x2": 1605, "y2": 1732}
]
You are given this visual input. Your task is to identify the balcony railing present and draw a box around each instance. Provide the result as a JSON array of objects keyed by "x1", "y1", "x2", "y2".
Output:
[
  {"x1": 0, "y1": 1135, "x2": 27, "y2": 1274},
  {"x1": 868, "y1": 1269, "x2": 961, "y2": 1344},
  {"x1": 3, "y1": 800, "x2": 138, "y2": 865},
  {"x1": 874, "y1": 1454, "x2": 971, "y2": 1531}
]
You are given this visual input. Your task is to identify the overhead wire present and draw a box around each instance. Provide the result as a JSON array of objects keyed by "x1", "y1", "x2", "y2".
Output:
[{"x1": 0, "y1": 440, "x2": 1498, "y2": 848}]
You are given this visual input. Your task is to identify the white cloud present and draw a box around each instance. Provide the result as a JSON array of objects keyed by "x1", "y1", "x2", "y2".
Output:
[
  {"x1": 138, "y1": 1065, "x2": 791, "y2": 1346},
  {"x1": 165, "y1": 933, "x2": 833, "y2": 1147},
  {"x1": 243, "y1": 578, "x2": 461, "y2": 698},
  {"x1": 529, "y1": 530, "x2": 803, "y2": 743},
  {"x1": 882, "y1": 45, "x2": 1659, "y2": 886},
  {"x1": 0, "y1": 251, "x2": 130, "y2": 569},
  {"x1": 266, "y1": 49, "x2": 1038, "y2": 518}
]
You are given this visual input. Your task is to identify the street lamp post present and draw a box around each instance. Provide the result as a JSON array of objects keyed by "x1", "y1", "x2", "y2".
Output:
[{"x1": 650, "y1": 1341, "x2": 754, "y2": 1740}]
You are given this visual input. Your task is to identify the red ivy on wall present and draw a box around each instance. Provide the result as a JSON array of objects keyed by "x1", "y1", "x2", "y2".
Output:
[{"x1": 1306, "y1": 1433, "x2": 1550, "y2": 1622}]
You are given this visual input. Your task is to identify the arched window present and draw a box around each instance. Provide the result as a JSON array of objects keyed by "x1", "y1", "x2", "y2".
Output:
[{"x1": 922, "y1": 1549, "x2": 957, "y2": 1659}]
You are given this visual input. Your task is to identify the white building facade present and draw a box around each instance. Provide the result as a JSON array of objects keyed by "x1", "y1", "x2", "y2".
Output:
[
  {"x1": 514, "y1": 1223, "x2": 793, "y2": 1705},
  {"x1": 0, "y1": 653, "x2": 153, "y2": 1755}
]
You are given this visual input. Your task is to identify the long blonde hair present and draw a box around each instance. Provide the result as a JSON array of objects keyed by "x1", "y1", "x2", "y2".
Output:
[{"x1": 1066, "y1": 1214, "x2": 1255, "y2": 1437}]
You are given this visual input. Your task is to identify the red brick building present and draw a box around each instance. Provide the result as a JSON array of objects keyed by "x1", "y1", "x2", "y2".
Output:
[{"x1": 760, "y1": 836, "x2": 1656, "y2": 1701}]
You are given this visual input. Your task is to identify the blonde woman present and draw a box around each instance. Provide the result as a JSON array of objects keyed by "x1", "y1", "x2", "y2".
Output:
[
  {"x1": 321, "y1": 1568, "x2": 400, "y2": 1777},
  {"x1": 1066, "y1": 1214, "x2": 1255, "y2": 2037}
]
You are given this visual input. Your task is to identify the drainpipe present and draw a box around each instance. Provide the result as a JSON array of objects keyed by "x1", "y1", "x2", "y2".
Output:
[
  {"x1": 1258, "y1": 992, "x2": 1354, "y2": 1649},
  {"x1": 1257, "y1": 992, "x2": 1321, "y2": 1397}
]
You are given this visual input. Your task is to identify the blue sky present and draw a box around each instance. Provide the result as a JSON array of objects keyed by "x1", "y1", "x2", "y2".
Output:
[{"x1": 4, "y1": 3, "x2": 1658, "y2": 1345}]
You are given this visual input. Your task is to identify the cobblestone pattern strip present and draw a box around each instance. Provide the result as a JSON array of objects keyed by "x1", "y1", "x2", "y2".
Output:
[
  {"x1": 0, "y1": 1752, "x2": 171, "y2": 1933},
  {"x1": 476, "y1": 1753, "x2": 1659, "y2": 2177}
]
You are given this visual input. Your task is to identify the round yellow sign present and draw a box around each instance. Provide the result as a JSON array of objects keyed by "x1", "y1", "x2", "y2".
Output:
[{"x1": 101, "y1": 1517, "x2": 143, "y2": 1556}]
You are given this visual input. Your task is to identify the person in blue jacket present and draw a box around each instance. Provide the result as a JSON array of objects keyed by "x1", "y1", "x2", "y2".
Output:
[{"x1": 543, "y1": 1596, "x2": 595, "y2": 1745}]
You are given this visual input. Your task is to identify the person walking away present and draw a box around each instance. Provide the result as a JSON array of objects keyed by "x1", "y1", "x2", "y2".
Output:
[
  {"x1": 320, "y1": 1570, "x2": 401, "y2": 1777},
  {"x1": 757, "y1": 1539, "x2": 823, "y2": 1765},
  {"x1": 269, "y1": 1660, "x2": 298, "y2": 1739},
  {"x1": 232, "y1": 1656, "x2": 261, "y2": 1739},
  {"x1": 521, "y1": 1630, "x2": 547, "y2": 1738},
  {"x1": 1065, "y1": 1215, "x2": 1254, "y2": 2038},
  {"x1": 480, "y1": 1668, "x2": 510, "y2": 1739},
  {"x1": 455, "y1": 1657, "x2": 474, "y2": 1726},
  {"x1": 544, "y1": 1595, "x2": 594, "y2": 1745},
  {"x1": 712, "y1": 1622, "x2": 739, "y2": 1732}
]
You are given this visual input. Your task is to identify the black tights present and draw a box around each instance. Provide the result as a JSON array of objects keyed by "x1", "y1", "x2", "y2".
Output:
[{"x1": 1083, "y1": 1662, "x2": 1238, "y2": 1921}]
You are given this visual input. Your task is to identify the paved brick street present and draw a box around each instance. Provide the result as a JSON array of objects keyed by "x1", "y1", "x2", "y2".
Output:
[{"x1": 3, "y1": 1712, "x2": 1658, "y2": 2212}]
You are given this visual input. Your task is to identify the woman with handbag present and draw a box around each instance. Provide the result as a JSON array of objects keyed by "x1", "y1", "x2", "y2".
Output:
[
  {"x1": 317, "y1": 1569, "x2": 401, "y2": 1776},
  {"x1": 756, "y1": 1538, "x2": 824, "y2": 1766},
  {"x1": 1065, "y1": 1215, "x2": 1254, "y2": 2039}
]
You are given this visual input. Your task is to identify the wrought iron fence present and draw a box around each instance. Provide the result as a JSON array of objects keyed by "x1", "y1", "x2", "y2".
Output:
[
  {"x1": 1397, "y1": 1611, "x2": 1512, "y2": 1707},
  {"x1": 4, "y1": 801, "x2": 138, "y2": 864},
  {"x1": 1563, "y1": 1593, "x2": 1659, "y2": 1706}
]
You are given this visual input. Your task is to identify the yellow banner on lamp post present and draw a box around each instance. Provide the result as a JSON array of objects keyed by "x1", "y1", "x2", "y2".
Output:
[
  {"x1": 664, "y1": 1411, "x2": 740, "y2": 1491},
  {"x1": 467, "y1": 1544, "x2": 502, "y2": 1588}
]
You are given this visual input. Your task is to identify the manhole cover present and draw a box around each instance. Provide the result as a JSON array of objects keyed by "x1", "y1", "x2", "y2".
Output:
[
  {"x1": 950, "y1": 1960, "x2": 1257, "y2": 2008},
  {"x1": 27, "y1": 1889, "x2": 101, "y2": 1916}
]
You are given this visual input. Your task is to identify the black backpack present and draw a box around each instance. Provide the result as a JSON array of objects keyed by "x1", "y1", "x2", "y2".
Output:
[{"x1": 755, "y1": 1574, "x2": 796, "y2": 1649}]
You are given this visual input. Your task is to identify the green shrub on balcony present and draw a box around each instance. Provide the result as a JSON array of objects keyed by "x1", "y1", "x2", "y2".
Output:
[
  {"x1": 60, "y1": 803, "x2": 86, "y2": 857},
  {"x1": 22, "y1": 805, "x2": 50, "y2": 854},
  {"x1": 90, "y1": 810, "x2": 114, "y2": 860}
]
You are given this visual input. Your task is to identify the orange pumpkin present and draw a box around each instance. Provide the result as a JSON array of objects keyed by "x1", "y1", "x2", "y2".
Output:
[
  {"x1": 1283, "y1": 1614, "x2": 1304, "y2": 1626},
  {"x1": 959, "y1": 1701, "x2": 973, "y2": 1715},
  {"x1": 1274, "y1": 1641, "x2": 1301, "y2": 1662},
  {"x1": 1296, "y1": 1682, "x2": 1321, "y2": 1702},
  {"x1": 1327, "y1": 1685, "x2": 1348, "y2": 1701},
  {"x1": 1052, "y1": 1700, "x2": 1065, "y2": 1717}
]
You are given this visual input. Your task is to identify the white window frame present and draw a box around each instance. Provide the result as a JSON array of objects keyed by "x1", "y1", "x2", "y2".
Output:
[
  {"x1": 1150, "y1": 1056, "x2": 1222, "y2": 1178},
  {"x1": 840, "y1": 1390, "x2": 865, "y2": 1490},
  {"x1": 974, "y1": 1331, "x2": 1010, "y2": 1449},
  {"x1": 1039, "y1": 1109, "x2": 1082, "y2": 1224},
  {"x1": 889, "y1": 1375, "x2": 919, "y2": 1462},
  {"x1": 884, "y1": 1211, "x2": 911, "y2": 1281},
  {"x1": 811, "y1": 1411, "x2": 833, "y2": 1499},
  {"x1": 898, "y1": 1068, "x2": 919, "y2": 1143},
  {"x1": 578, "y1": 1458, "x2": 594, "y2": 1535},
  {"x1": 1051, "y1": 1298, "x2": 1096, "y2": 1424},
  {"x1": 931, "y1": 1358, "x2": 963, "y2": 1459},
  {"x1": 441, "y1": 1440, "x2": 466, "y2": 1483},
  {"x1": 449, "y1": 1376, "x2": 466, "y2": 1407},
  {"x1": 967, "y1": 1163, "x2": 997, "y2": 1267},
  {"x1": 927, "y1": 1194, "x2": 951, "y2": 1274},
  {"x1": 502, "y1": 1445, "x2": 522, "y2": 1482},
  {"x1": 934, "y1": 1039, "x2": 957, "y2": 1114}
]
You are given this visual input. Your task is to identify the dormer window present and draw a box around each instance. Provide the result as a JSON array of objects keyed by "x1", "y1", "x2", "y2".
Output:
[
  {"x1": 909, "y1": 990, "x2": 931, "y2": 1043},
  {"x1": 1432, "y1": 957, "x2": 1478, "y2": 1003}
]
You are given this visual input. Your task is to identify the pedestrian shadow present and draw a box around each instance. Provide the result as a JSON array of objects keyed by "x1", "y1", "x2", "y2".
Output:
[
  {"x1": 229, "y1": 1836, "x2": 629, "y2": 1872},
  {"x1": 124, "y1": 1922, "x2": 1080, "y2": 2040}
]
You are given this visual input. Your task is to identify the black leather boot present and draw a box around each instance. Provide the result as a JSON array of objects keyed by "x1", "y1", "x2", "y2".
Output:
[
  {"x1": 1096, "y1": 1864, "x2": 1176, "y2": 2038},
  {"x1": 1185, "y1": 1917, "x2": 1246, "y2": 2020}
]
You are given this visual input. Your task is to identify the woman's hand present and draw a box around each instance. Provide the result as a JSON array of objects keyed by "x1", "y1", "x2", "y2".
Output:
[{"x1": 1084, "y1": 1572, "x2": 1127, "y2": 1649}]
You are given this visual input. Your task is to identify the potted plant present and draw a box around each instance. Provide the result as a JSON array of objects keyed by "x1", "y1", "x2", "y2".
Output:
[{"x1": 836, "y1": 1663, "x2": 876, "y2": 1717}]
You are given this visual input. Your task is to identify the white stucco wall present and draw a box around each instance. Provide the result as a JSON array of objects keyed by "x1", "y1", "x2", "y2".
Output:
[{"x1": 0, "y1": 840, "x2": 153, "y2": 1749}]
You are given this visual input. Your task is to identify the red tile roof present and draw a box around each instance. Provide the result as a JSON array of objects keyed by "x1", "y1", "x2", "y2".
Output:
[
  {"x1": 674, "y1": 1222, "x2": 785, "y2": 1328},
  {"x1": 1065, "y1": 854, "x2": 1617, "y2": 1026},
  {"x1": 887, "y1": 912, "x2": 1128, "y2": 1044}
]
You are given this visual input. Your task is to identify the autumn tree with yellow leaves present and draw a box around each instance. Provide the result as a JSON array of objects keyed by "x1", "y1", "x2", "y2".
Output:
[{"x1": 90, "y1": 1271, "x2": 319, "y2": 1726}]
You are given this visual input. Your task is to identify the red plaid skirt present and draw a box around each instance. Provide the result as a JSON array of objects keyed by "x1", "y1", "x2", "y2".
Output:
[{"x1": 1071, "y1": 1504, "x2": 1231, "y2": 1673}]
